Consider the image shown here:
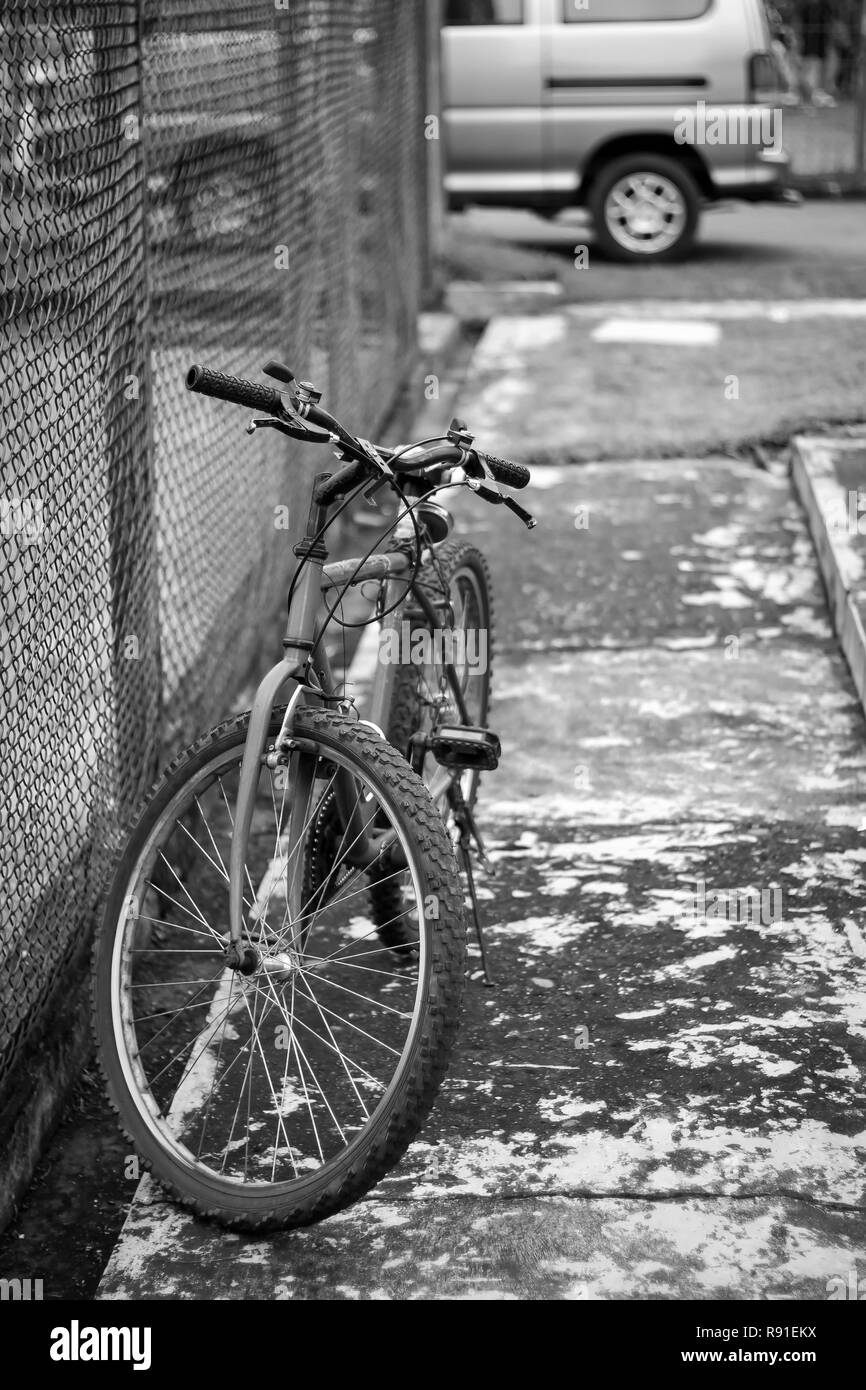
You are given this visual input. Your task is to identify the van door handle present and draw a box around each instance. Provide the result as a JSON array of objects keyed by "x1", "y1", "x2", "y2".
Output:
[{"x1": 545, "y1": 76, "x2": 707, "y2": 89}]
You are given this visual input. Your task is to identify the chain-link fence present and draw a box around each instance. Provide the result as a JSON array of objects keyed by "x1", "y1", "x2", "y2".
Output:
[{"x1": 0, "y1": 0, "x2": 432, "y2": 1212}]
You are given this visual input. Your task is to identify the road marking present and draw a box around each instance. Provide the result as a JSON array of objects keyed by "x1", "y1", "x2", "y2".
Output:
[
  {"x1": 569, "y1": 298, "x2": 866, "y2": 322},
  {"x1": 592, "y1": 318, "x2": 721, "y2": 347},
  {"x1": 494, "y1": 280, "x2": 564, "y2": 296}
]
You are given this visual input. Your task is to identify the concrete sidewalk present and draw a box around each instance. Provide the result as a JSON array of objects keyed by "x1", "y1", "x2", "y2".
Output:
[{"x1": 98, "y1": 320, "x2": 866, "y2": 1301}]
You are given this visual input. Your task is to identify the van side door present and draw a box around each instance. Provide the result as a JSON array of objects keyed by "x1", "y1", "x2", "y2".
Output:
[
  {"x1": 442, "y1": 0, "x2": 545, "y2": 207},
  {"x1": 540, "y1": 0, "x2": 719, "y2": 198}
]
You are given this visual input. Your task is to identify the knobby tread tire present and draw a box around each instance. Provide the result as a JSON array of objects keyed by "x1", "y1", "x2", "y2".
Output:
[
  {"x1": 369, "y1": 543, "x2": 494, "y2": 935},
  {"x1": 92, "y1": 708, "x2": 466, "y2": 1232},
  {"x1": 386, "y1": 540, "x2": 494, "y2": 793}
]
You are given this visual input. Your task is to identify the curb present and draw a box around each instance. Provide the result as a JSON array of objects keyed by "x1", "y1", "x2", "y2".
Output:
[
  {"x1": 792, "y1": 435, "x2": 866, "y2": 715},
  {"x1": 446, "y1": 280, "x2": 564, "y2": 322},
  {"x1": 790, "y1": 174, "x2": 866, "y2": 199}
]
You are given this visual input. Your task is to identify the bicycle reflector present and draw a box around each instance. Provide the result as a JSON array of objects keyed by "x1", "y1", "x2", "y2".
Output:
[{"x1": 427, "y1": 726, "x2": 501, "y2": 772}]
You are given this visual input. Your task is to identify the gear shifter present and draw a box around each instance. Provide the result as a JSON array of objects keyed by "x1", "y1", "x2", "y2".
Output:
[{"x1": 262, "y1": 361, "x2": 296, "y2": 387}]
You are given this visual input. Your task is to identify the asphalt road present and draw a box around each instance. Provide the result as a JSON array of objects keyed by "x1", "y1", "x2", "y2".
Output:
[{"x1": 460, "y1": 200, "x2": 866, "y2": 270}]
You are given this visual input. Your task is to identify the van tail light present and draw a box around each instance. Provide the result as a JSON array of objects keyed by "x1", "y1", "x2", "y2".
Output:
[{"x1": 750, "y1": 51, "x2": 779, "y2": 104}]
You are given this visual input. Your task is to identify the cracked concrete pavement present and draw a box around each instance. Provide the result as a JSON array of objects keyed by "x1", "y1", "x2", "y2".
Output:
[{"x1": 97, "y1": 316, "x2": 866, "y2": 1301}]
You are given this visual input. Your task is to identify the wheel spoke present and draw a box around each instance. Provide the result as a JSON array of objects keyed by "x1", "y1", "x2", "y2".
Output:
[
  {"x1": 288, "y1": 864, "x2": 408, "y2": 949},
  {"x1": 133, "y1": 969, "x2": 231, "y2": 1037},
  {"x1": 144, "y1": 879, "x2": 224, "y2": 947},
  {"x1": 286, "y1": 1002, "x2": 386, "y2": 1092},
  {"x1": 307, "y1": 910, "x2": 416, "y2": 968},
  {"x1": 303, "y1": 952, "x2": 416, "y2": 982},
  {"x1": 299, "y1": 990, "x2": 402, "y2": 1057},
  {"x1": 307, "y1": 969, "x2": 413, "y2": 1019},
  {"x1": 146, "y1": 989, "x2": 240, "y2": 1089},
  {"x1": 235, "y1": 983, "x2": 298, "y2": 1170},
  {"x1": 294, "y1": 973, "x2": 372, "y2": 1121}
]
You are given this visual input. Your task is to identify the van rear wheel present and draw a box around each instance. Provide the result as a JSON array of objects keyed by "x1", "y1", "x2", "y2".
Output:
[{"x1": 589, "y1": 154, "x2": 700, "y2": 263}]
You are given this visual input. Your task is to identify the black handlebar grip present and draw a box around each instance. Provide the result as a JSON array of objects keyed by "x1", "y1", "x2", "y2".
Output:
[
  {"x1": 186, "y1": 365, "x2": 282, "y2": 416},
  {"x1": 475, "y1": 451, "x2": 531, "y2": 491}
]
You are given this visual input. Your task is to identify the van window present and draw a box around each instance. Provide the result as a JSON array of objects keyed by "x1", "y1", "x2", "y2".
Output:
[
  {"x1": 562, "y1": 0, "x2": 711, "y2": 20},
  {"x1": 445, "y1": 0, "x2": 523, "y2": 24}
]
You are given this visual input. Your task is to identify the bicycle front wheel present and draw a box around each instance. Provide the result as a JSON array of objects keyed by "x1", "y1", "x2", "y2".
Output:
[{"x1": 93, "y1": 709, "x2": 466, "y2": 1231}]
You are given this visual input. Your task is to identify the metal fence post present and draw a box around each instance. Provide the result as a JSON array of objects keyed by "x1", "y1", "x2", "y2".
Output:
[
  {"x1": 102, "y1": 1, "x2": 162, "y2": 820},
  {"x1": 425, "y1": 0, "x2": 446, "y2": 296},
  {"x1": 857, "y1": 0, "x2": 866, "y2": 175}
]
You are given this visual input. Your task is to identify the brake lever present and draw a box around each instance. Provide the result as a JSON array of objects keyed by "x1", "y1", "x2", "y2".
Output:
[
  {"x1": 503, "y1": 497, "x2": 537, "y2": 531},
  {"x1": 466, "y1": 477, "x2": 537, "y2": 531},
  {"x1": 246, "y1": 414, "x2": 333, "y2": 445}
]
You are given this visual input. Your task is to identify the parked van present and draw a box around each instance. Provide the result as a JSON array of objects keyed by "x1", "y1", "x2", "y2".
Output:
[{"x1": 442, "y1": 0, "x2": 789, "y2": 261}]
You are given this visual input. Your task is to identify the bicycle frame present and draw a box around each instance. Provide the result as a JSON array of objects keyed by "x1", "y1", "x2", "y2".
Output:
[
  {"x1": 227, "y1": 475, "x2": 475, "y2": 957},
  {"x1": 227, "y1": 477, "x2": 361, "y2": 956}
]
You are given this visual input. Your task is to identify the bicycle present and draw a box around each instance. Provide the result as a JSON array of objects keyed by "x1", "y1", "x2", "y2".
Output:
[{"x1": 92, "y1": 359, "x2": 535, "y2": 1231}]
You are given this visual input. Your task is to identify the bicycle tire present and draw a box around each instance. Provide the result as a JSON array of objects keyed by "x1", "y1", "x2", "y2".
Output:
[
  {"x1": 386, "y1": 540, "x2": 493, "y2": 808},
  {"x1": 92, "y1": 708, "x2": 466, "y2": 1232},
  {"x1": 370, "y1": 543, "x2": 493, "y2": 935}
]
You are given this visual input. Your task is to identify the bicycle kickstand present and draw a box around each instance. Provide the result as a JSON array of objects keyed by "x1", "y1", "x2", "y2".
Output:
[{"x1": 450, "y1": 788, "x2": 496, "y2": 989}]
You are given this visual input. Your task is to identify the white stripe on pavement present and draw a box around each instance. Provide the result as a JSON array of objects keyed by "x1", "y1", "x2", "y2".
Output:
[
  {"x1": 592, "y1": 319, "x2": 721, "y2": 346},
  {"x1": 568, "y1": 298, "x2": 866, "y2": 322}
]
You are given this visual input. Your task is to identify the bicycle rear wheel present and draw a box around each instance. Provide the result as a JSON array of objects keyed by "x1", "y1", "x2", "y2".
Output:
[
  {"x1": 93, "y1": 709, "x2": 465, "y2": 1231},
  {"x1": 369, "y1": 543, "x2": 493, "y2": 941},
  {"x1": 386, "y1": 540, "x2": 494, "y2": 813}
]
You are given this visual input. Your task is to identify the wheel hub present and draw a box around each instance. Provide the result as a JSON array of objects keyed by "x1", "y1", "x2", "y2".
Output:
[
  {"x1": 629, "y1": 203, "x2": 666, "y2": 236},
  {"x1": 258, "y1": 950, "x2": 301, "y2": 981},
  {"x1": 606, "y1": 173, "x2": 686, "y2": 254},
  {"x1": 226, "y1": 939, "x2": 301, "y2": 980}
]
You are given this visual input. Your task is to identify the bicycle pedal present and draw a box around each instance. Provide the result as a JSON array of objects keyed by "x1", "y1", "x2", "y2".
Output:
[{"x1": 427, "y1": 726, "x2": 501, "y2": 772}]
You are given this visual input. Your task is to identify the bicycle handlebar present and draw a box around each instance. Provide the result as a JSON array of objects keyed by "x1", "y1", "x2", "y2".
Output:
[
  {"x1": 380, "y1": 443, "x2": 530, "y2": 491},
  {"x1": 186, "y1": 363, "x2": 532, "y2": 503},
  {"x1": 186, "y1": 366, "x2": 284, "y2": 416}
]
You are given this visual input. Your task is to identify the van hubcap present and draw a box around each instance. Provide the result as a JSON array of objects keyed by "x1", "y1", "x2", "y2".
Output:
[{"x1": 605, "y1": 173, "x2": 687, "y2": 255}]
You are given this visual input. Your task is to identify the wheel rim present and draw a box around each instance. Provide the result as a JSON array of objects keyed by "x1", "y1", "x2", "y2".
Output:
[
  {"x1": 109, "y1": 734, "x2": 430, "y2": 1193},
  {"x1": 604, "y1": 171, "x2": 688, "y2": 256}
]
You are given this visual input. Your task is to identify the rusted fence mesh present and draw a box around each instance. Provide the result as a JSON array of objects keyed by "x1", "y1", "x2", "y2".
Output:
[{"x1": 0, "y1": 0, "x2": 430, "y2": 1168}]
